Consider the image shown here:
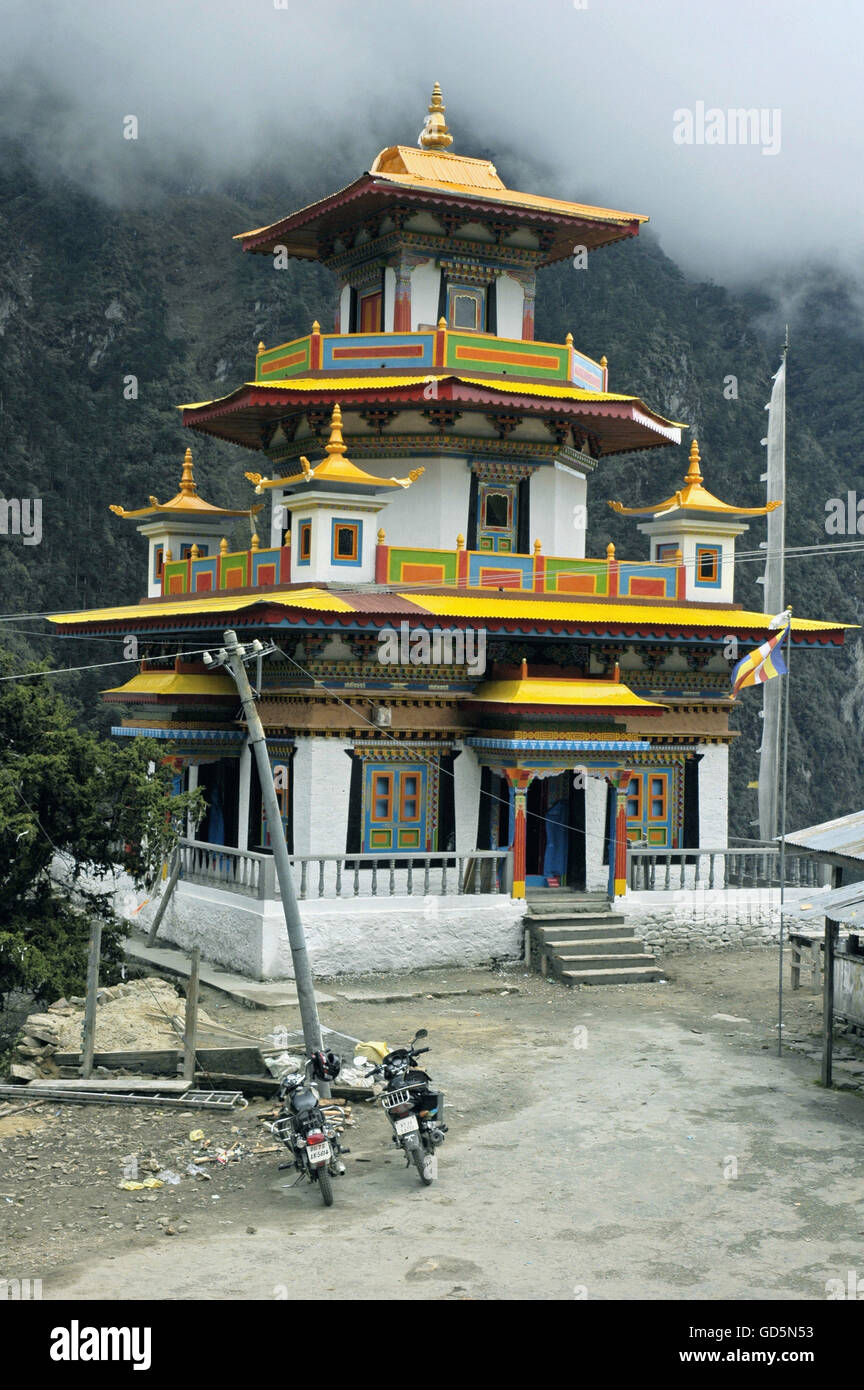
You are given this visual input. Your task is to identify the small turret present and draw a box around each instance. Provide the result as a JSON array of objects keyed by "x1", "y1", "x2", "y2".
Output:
[{"x1": 608, "y1": 439, "x2": 782, "y2": 604}]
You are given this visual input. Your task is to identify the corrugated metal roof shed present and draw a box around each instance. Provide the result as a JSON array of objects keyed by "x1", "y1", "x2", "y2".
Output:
[
  {"x1": 785, "y1": 809, "x2": 864, "y2": 864},
  {"x1": 783, "y1": 880, "x2": 864, "y2": 924}
]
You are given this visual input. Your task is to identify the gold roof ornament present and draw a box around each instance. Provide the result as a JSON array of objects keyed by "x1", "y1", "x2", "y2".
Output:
[
  {"x1": 110, "y1": 447, "x2": 262, "y2": 520},
  {"x1": 418, "y1": 81, "x2": 453, "y2": 151},
  {"x1": 607, "y1": 439, "x2": 783, "y2": 519},
  {"x1": 245, "y1": 404, "x2": 425, "y2": 493}
]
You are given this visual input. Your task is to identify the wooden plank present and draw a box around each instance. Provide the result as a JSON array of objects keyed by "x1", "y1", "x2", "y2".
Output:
[
  {"x1": 183, "y1": 946, "x2": 201, "y2": 1082},
  {"x1": 52, "y1": 1046, "x2": 269, "y2": 1076},
  {"x1": 147, "y1": 849, "x2": 181, "y2": 946},
  {"x1": 822, "y1": 918, "x2": 837, "y2": 1087},
  {"x1": 80, "y1": 919, "x2": 102, "y2": 1078},
  {"x1": 54, "y1": 1050, "x2": 181, "y2": 1074},
  {"x1": 27, "y1": 1077, "x2": 192, "y2": 1094},
  {"x1": 195, "y1": 1071, "x2": 280, "y2": 1098}
]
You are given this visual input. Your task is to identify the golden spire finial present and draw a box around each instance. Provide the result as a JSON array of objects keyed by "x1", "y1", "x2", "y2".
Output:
[
  {"x1": 251, "y1": 532, "x2": 260, "y2": 551},
  {"x1": 565, "y1": 332, "x2": 573, "y2": 346},
  {"x1": 419, "y1": 81, "x2": 453, "y2": 151},
  {"x1": 600, "y1": 355, "x2": 608, "y2": 370},
  {"x1": 179, "y1": 447, "x2": 197, "y2": 497},
  {"x1": 686, "y1": 438, "x2": 703, "y2": 483},
  {"x1": 325, "y1": 403, "x2": 348, "y2": 460},
  {"x1": 219, "y1": 537, "x2": 228, "y2": 556},
  {"x1": 257, "y1": 341, "x2": 266, "y2": 354},
  {"x1": 606, "y1": 541, "x2": 616, "y2": 560},
  {"x1": 312, "y1": 320, "x2": 321, "y2": 335}
]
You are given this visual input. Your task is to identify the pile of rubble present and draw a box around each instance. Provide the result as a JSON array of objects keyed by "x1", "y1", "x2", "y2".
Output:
[{"x1": 8, "y1": 977, "x2": 189, "y2": 1082}]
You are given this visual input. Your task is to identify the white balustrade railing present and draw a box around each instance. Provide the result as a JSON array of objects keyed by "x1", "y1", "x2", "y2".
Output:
[
  {"x1": 178, "y1": 841, "x2": 508, "y2": 900},
  {"x1": 628, "y1": 845, "x2": 828, "y2": 893}
]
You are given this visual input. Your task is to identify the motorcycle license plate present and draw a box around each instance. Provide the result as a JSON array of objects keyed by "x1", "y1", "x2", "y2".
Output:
[
  {"x1": 307, "y1": 1142, "x2": 332, "y2": 1165},
  {"x1": 394, "y1": 1115, "x2": 419, "y2": 1136}
]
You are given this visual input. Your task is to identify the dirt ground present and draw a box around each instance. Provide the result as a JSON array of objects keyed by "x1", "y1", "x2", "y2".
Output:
[{"x1": 2, "y1": 948, "x2": 863, "y2": 1301}]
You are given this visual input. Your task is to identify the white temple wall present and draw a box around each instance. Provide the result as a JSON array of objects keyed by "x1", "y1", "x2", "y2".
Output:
[
  {"x1": 495, "y1": 273, "x2": 524, "y2": 338},
  {"x1": 291, "y1": 738, "x2": 352, "y2": 857},
  {"x1": 699, "y1": 744, "x2": 729, "y2": 849},
  {"x1": 339, "y1": 284, "x2": 352, "y2": 332},
  {"x1": 584, "y1": 775, "x2": 609, "y2": 892},
  {"x1": 411, "y1": 260, "x2": 440, "y2": 328},
  {"x1": 531, "y1": 464, "x2": 588, "y2": 558},
  {"x1": 375, "y1": 454, "x2": 469, "y2": 550},
  {"x1": 383, "y1": 265, "x2": 396, "y2": 331},
  {"x1": 453, "y1": 744, "x2": 483, "y2": 853}
]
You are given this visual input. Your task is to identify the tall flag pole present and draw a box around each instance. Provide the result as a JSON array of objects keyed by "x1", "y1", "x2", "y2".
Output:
[
  {"x1": 757, "y1": 331, "x2": 789, "y2": 841},
  {"x1": 777, "y1": 610, "x2": 793, "y2": 1057},
  {"x1": 730, "y1": 606, "x2": 793, "y2": 1054}
]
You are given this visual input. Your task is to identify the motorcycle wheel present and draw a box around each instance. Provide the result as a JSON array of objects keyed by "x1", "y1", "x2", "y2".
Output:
[
  {"x1": 412, "y1": 1146, "x2": 435, "y2": 1186},
  {"x1": 316, "y1": 1165, "x2": 334, "y2": 1207}
]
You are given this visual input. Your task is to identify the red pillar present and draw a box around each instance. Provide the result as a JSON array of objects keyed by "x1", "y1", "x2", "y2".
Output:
[
  {"x1": 393, "y1": 268, "x2": 412, "y2": 332},
  {"x1": 505, "y1": 769, "x2": 533, "y2": 900}
]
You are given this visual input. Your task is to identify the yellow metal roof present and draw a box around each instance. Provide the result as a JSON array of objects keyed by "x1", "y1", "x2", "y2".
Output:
[
  {"x1": 609, "y1": 440, "x2": 781, "y2": 519},
  {"x1": 49, "y1": 587, "x2": 354, "y2": 627},
  {"x1": 371, "y1": 145, "x2": 506, "y2": 190},
  {"x1": 110, "y1": 448, "x2": 259, "y2": 521},
  {"x1": 180, "y1": 377, "x2": 667, "y2": 410},
  {"x1": 473, "y1": 676, "x2": 663, "y2": 710},
  {"x1": 402, "y1": 593, "x2": 851, "y2": 632},
  {"x1": 374, "y1": 167, "x2": 648, "y2": 226},
  {"x1": 102, "y1": 672, "x2": 237, "y2": 698}
]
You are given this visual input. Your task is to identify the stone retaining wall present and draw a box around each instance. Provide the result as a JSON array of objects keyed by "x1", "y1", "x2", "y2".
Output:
[{"x1": 618, "y1": 887, "x2": 818, "y2": 954}]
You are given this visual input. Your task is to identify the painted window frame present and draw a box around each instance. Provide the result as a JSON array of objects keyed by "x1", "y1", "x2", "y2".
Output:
[
  {"x1": 370, "y1": 770, "x2": 394, "y2": 823},
  {"x1": 655, "y1": 542, "x2": 679, "y2": 562},
  {"x1": 625, "y1": 768, "x2": 675, "y2": 847},
  {"x1": 694, "y1": 545, "x2": 722, "y2": 588},
  {"x1": 331, "y1": 518, "x2": 362, "y2": 567},
  {"x1": 362, "y1": 762, "x2": 428, "y2": 853},
  {"x1": 297, "y1": 519, "x2": 312, "y2": 565},
  {"x1": 446, "y1": 283, "x2": 486, "y2": 331}
]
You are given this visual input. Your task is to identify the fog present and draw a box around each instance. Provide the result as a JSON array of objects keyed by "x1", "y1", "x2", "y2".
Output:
[{"x1": 2, "y1": 0, "x2": 861, "y2": 287}]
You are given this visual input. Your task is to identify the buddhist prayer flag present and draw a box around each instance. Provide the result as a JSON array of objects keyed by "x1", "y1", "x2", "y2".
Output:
[{"x1": 731, "y1": 615, "x2": 790, "y2": 695}]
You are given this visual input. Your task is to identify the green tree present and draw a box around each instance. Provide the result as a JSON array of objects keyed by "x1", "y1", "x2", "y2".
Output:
[{"x1": 0, "y1": 652, "x2": 204, "y2": 1009}]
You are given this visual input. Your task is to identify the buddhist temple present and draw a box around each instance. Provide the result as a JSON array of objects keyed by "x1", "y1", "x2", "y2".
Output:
[{"x1": 50, "y1": 86, "x2": 848, "y2": 978}]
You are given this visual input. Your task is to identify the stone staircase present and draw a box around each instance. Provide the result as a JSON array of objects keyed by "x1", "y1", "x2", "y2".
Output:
[{"x1": 525, "y1": 889, "x2": 663, "y2": 986}]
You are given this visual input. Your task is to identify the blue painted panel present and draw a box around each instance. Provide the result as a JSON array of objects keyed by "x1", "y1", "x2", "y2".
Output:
[
  {"x1": 322, "y1": 333, "x2": 435, "y2": 372},
  {"x1": 467, "y1": 553, "x2": 533, "y2": 587}
]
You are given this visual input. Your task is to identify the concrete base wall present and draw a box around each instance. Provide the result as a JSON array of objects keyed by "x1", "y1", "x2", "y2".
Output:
[
  {"x1": 618, "y1": 887, "x2": 815, "y2": 954},
  {"x1": 134, "y1": 882, "x2": 525, "y2": 980},
  {"x1": 584, "y1": 776, "x2": 609, "y2": 892}
]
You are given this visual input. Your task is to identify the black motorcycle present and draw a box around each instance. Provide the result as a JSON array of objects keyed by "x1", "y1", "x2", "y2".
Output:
[
  {"x1": 365, "y1": 1029, "x2": 447, "y2": 1186},
  {"x1": 270, "y1": 1052, "x2": 346, "y2": 1207}
]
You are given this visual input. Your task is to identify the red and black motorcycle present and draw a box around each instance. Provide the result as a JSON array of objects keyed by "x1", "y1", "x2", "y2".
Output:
[
  {"x1": 270, "y1": 1052, "x2": 346, "y2": 1207},
  {"x1": 365, "y1": 1030, "x2": 447, "y2": 1186}
]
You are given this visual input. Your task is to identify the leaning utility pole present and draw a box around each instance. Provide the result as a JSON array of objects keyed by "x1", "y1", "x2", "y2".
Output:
[{"x1": 219, "y1": 628, "x2": 329, "y2": 1095}]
